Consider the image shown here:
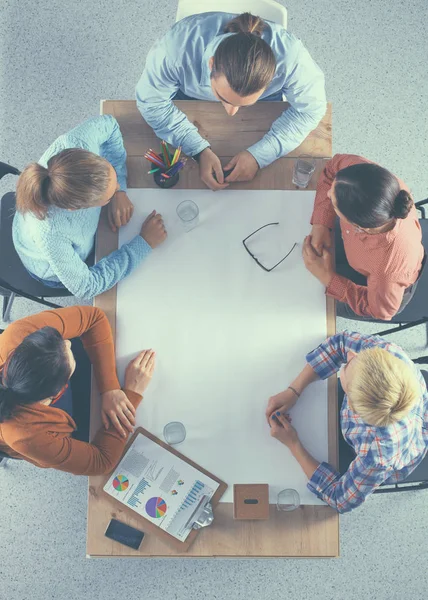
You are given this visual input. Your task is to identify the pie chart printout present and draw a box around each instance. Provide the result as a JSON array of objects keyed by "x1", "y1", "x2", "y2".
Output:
[
  {"x1": 145, "y1": 497, "x2": 168, "y2": 519},
  {"x1": 112, "y1": 475, "x2": 129, "y2": 492}
]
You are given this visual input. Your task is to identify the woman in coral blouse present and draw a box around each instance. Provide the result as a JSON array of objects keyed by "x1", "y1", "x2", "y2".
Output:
[{"x1": 303, "y1": 154, "x2": 424, "y2": 320}]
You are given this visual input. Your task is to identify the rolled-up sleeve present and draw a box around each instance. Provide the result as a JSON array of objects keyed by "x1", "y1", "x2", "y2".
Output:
[
  {"x1": 136, "y1": 40, "x2": 209, "y2": 156},
  {"x1": 307, "y1": 452, "x2": 393, "y2": 513},
  {"x1": 247, "y1": 40, "x2": 326, "y2": 168}
]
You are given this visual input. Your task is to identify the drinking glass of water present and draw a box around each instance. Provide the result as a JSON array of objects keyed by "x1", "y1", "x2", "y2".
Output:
[
  {"x1": 163, "y1": 421, "x2": 186, "y2": 445},
  {"x1": 276, "y1": 488, "x2": 300, "y2": 511},
  {"x1": 292, "y1": 155, "x2": 316, "y2": 189},
  {"x1": 177, "y1": 200, "x2": 199, "y2": 232}
]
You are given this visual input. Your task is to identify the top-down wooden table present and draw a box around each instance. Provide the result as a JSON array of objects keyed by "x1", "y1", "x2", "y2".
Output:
[{"x1": 87, "y1": 100, "x2": 338, "y2": 557}]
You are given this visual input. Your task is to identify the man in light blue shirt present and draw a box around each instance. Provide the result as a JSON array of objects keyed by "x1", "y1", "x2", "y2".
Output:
[{"x1": 136, "y1": 12, "x2": 326, "y2": 190}]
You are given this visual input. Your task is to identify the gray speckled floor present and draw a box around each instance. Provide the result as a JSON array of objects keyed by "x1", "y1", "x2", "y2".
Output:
[{"x1": 1, "y1": 1, "x2": 428, "y2": 599}]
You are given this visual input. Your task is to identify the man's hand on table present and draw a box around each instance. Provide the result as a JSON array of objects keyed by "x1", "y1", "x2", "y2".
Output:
[
  {"x1": 223, "y1": 151, "x2": 259, "y2": 183},
  {"x1": 270, "y1": 412, "x2": 299, "y2": 448},
  {"x1": 101, "y1": 389, "x2": 136, "y2": 438},
  {"x1": 199, "y1": 148, "x2": 229, "y2": 191},
  {"x1": 302, "y1": 235, "x2": 334, "y2": 288},
  {"x1": 271, "y1": 413, "x2": 321, "y2": 480},
  {"x1": 266, "y1": 387, "x2": 300, "y2": 424},
  {"x1": 108, "y1": 191, "x2": 134, "y2": 233},
  {"x1": 140, "y1": 210, "x2": 167, "y2": 248}
]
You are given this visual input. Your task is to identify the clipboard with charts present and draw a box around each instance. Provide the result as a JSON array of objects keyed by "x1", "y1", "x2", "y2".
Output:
[{"x1": 103, "y1": 427, "x2": 227, "y2": 551}]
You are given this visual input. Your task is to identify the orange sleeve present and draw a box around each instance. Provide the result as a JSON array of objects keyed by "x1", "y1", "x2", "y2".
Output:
[
  {"x1": 326, "y1": 273, "x2": 406, "y2": 320},
  {"x1": 0, "y1": 306, "x2": 120, "y2": 393},
  {"x1": 311, "y1": 154, "x2": 373, "y2": 229},
  {"x1": 7, "y1": 389, "x2": 142, "y2": 475}
]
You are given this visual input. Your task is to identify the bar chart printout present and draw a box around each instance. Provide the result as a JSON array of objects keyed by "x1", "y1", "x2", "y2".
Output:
[{"x1": 104, "y1": 433, "x2": 221, "y2": 541}]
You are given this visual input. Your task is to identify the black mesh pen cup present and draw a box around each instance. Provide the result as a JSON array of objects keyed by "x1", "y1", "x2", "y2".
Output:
[{"x1": 153, "y1": 171, "x2": 180, "y2": 189}]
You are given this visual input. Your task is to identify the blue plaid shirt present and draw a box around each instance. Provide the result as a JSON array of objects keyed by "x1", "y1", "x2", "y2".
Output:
[{"x1": 306, "y1": 331, "x2": 428, "y2": 513}]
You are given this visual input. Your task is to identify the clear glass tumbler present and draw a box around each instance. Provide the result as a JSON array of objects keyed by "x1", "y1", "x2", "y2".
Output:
[
  {"x1": 276, "y1": 488, "x2": 300, "y2": 511},
  {"x1": 177, "y1": 200, "x2": 199, "y2": 232},
  {"x1": 292, "y1": 155, "x2": 316, "y2": 188},
  {"x1": 163, "y1": 421, "x2": 186, "y2": 445}
]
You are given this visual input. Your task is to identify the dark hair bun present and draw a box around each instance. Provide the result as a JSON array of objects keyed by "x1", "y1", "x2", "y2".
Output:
[
  {"x1": 224, "y1": 13, "x2": 265, "y2": 37},
  {"x1": 393, "y1": 189, "x2": 413, "y2": 219},
  {"x1": 0, "y1": 384, "x2": 17, "y2": 422}
]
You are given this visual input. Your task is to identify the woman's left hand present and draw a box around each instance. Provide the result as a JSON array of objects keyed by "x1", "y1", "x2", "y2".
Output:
[
  {"x1": 101, "y1": 389, "x2": 136, "y2": 437},
  {"x1": 270, "y1": 412, "x2": 299, "y2": 448},
  {"x1": 108, "y1": 191, "x2": 134, "y2": 232},
  {"x1": 223, "y1": 151, "x2": 259, "y2": 182},
  {"x1": 302, "y1": 235, "x2": 335, "y2": 287}
]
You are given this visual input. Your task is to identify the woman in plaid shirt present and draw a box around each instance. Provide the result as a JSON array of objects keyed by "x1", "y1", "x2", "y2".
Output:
[{"x1": 266, "y1": 331, "x2": 428, "y2": 513}]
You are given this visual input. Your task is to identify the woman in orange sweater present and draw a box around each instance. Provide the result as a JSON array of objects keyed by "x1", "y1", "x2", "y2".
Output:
[
  {"x1": 0, "y1": 306, "x2": 155, "y2": 475},
  {"x1": 303, "y1": 154, "x2": 424, "y2": 321}
]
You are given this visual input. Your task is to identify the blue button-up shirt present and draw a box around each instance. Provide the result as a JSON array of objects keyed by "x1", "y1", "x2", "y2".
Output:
[
  {"x1": 136, "y1": 12, "x2": 326, "y2": 168},
  {"x1": 306, "y1": 331, "x2": 428, "y2": 513}
]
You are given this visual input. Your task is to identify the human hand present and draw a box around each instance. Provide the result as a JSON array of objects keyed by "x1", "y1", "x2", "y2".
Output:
[
  {"x1": 108, "y1": 191, "x2": 134, "y2": 233},
  {"x1": 223, "y1": 151, "x2": 259, "y2": 183},
  {"x1": 310, "y1": 224, "x2": 332, "y2": 256},
  {"x1": 101, "y1": 389, "x2": 136, "y2": 438},
  {"x1": 266, "y1": 387, "x2": 300, "y2": 424},
  {"x1": 140, "y1": 210, "x2": 167, "y2": 248},
  {"x1": 302, "y1": 235, "x2": 334, "y2": 287},
  {"x1": 270, "y1": 412, "x2": 299, "y2": 448},
  {"x1": 199, "y1": 148, "x2": 229, "y2": 191},
  {"x1": 124, "y1": 349, "x2": 156, "y2": 396}
]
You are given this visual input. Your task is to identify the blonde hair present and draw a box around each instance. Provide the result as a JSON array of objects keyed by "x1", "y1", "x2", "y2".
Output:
[
  {"x1": 347, "y1": 347, "x2": 420, "y2": 427},
  {"x1": 16, "y1": 148, "x2": 111, "y2": 220}
]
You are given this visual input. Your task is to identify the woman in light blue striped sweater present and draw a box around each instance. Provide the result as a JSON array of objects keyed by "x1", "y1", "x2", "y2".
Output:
[{"x1": 13, "y1": 115, "x2": 167, "y2": 300}]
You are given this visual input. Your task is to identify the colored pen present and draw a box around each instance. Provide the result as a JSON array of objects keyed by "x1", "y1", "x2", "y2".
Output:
[
  {"x1": 148, "y1": 149, "x2": 165, "y2": 163},
  {"x1": 161, "y1": 141, "x2": 171, "y2": 167},
  {"x1": 145, "y1": 156, "x2": 165, "y2": 168},
  {"x1": 164, "y1": 141, "x2": 173, "y2": 162},
  {"x1": 145, "y1": 150, "x2": 165, "y2": 163},
  {"x1": 148, "y1": 167, "x2": 160, "y2": 174}
]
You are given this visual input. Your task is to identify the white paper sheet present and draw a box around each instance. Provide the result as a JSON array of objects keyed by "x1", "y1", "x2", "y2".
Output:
[{"x1": 116, "y1": 189, "x2": 329, "y2": 504}]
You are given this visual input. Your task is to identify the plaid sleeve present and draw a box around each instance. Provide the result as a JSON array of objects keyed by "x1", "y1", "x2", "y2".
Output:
[
  {"x1": 307, "y1": 451, "x2": 393, "y2": 513},
  {"x1": 306, "y1": 331, "x2": 381, "y2": 380}
]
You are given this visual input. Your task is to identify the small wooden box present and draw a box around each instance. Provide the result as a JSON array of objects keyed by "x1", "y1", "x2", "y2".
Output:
[{"x1": 233, "y1": 484, "x2": 270, "y2": 520}]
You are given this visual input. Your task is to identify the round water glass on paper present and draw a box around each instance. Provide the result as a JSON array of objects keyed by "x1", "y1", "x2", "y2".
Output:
[
  {"x1": 292, "y1": 155, "x2": 316, "y2": 188},
  {"x1": 177, "y1": 200, "x2": 199, "y2": 232},
  {"x1": 163, "y1": 421, "x2": 186, "y2": 445},
  {"x1": 276, "y1": 488, "x2": 300, "y2": 511}
]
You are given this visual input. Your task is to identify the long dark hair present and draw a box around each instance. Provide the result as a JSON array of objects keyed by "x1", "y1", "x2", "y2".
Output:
[
  {"x1": 212, "y1": 13, "x2": 276, "y2": 96},
  {"x1": 0, "y1": 327, "x2": 71, "y2": 422},
  {"x1": 335, "y1": 163, "x2": 413, "y2": 228}
]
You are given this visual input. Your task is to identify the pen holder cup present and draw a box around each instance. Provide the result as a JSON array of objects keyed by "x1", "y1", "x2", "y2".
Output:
[{"x1": 153, "y1": 171, "x2": 180, "y2": 189}]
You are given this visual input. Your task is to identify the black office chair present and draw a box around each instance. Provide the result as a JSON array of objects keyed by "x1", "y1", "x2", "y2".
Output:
[
  {"x1": 0, "y1": 161, "x2": 72, "y2": 321},
  {"x1": 369, "y1": 198, "x2": 428, "y2": 338},
  {"x1": 338, "y1": 371, "x2": 428, "y2": 494},
  {"x1": 0, "y1": 450, "x2": 20, "y2": 467}
]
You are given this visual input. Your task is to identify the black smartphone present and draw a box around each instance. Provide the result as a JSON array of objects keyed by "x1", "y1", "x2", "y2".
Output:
[
  {"x1": 213, "y1": 167, "x2": 235, "y2": 183},
  {"x1": 104, "y1": 519, "x2": 145, "y2": 550}
]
